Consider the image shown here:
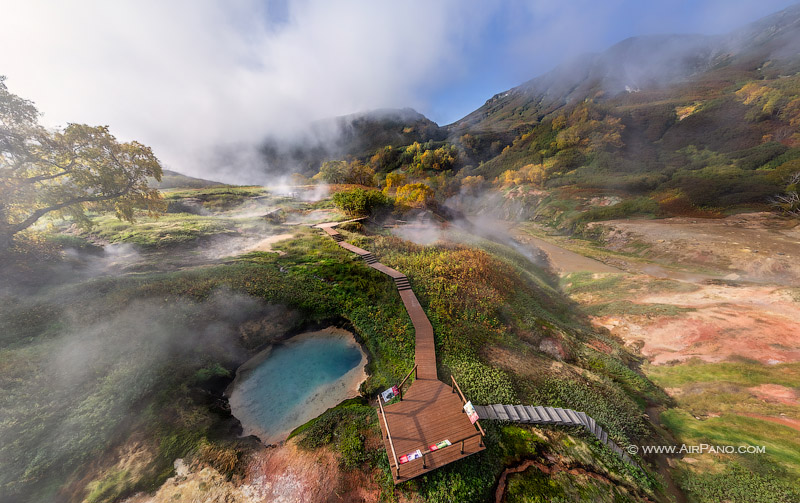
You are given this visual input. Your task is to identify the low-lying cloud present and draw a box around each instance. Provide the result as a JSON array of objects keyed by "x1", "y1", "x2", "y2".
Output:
[
  {"x1": 1, "y1": 0, "x2": 795, "y2": 183},
  {"x1": 0, "y1": 0, "x2": 483, "y2": 182}
]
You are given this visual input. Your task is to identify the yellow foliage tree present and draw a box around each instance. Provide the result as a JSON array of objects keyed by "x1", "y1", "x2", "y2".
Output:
[{"x1": 395, "y1": 183, "x2": 434, "y2": 208}]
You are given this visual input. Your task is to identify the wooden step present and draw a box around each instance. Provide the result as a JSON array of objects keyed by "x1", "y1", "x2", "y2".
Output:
[
  {"x1": 537, "y1": 407, "x2": 554, "y2": 423},
  {"x1": 515, "y1": 405, "x2": 532, "y2": 422},
  {"x1": 394, "y1": 277, "x2": 412, "y2": 291},
  {"x1": 525, "y1": 406, "x2": 541, "y2": 422}
]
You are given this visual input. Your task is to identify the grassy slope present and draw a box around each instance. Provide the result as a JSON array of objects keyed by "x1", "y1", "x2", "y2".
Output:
[
  {"x1": 556, "y1": 261, "x2": 800, "y2": 502},
  {"x1": 337, "y1": 225, "x2": 664, "y2": 500},
  {"x1": 1, "y1": 188, "x2": 671, "y2": 502}
]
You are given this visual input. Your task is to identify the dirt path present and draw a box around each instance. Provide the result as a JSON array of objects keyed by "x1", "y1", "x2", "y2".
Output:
[
  {"x1": 516, "y1": 234, "x2": 622, "y2": 274},
  {"x1": 247, "y1": 233, "x2": 294, "y2": 255}
]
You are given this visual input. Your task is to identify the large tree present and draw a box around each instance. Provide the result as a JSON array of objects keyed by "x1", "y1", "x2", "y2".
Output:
[{"x1": 0, "y1": 76, "x2": 165, "y2": 250}]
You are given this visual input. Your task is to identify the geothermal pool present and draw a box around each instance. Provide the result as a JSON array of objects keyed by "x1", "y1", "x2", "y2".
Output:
[{"x1": 227, "y1": 327, "x2": 367, "y2": 444}]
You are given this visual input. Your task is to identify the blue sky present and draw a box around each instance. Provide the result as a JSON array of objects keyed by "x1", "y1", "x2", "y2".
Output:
[
  {"x1": 425, "y1": 0, "x2": 800, "y2": 125},
  {"x1": 1, "y1": 0, "x2": 797, "y2": 180}
]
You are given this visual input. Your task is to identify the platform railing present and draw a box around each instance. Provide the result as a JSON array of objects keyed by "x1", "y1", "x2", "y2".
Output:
[
  {"x1": 377, "y1": 396, "x2": 400, "y2": 478},
  {"x1": 451, "y1": 375, "x2": 486, "y2": 441},
  {"x1": 397, "y1": 364, "x2": 418, "y2": 400},
  {"x1": 399, "y1": 430, "x2": 484, "y2": 471}
]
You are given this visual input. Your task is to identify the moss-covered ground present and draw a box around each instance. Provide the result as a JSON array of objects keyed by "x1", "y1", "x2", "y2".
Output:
[{"x1": 1, "y1": 187, "x2": 669, "y2": 502}]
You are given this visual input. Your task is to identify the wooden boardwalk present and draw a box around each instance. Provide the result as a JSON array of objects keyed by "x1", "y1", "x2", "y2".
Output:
[
  {"x1": 316, "y1": 221, "x2": 485, "y2": 483},
  {"x1": 315, "y1": 220, "x2": 638, "y2": 481},
  {"x1": 474, "y1": 404, "x2": 639, "y2": 468}
]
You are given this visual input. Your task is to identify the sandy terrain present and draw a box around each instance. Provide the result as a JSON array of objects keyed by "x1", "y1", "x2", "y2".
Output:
[
  {"x1": 515, "y1": 213, "x2": 800, "y2": 365},
  {"x1": 748, "y1": 384, "x2": 799, "y2": 405},
  {"x1": 594, "y1": 283, "x2": 800, "y2": 364},
  {"x1": 592, "y1": 213, "x2": 800, "y2": 285},
  {"x1": 525, "y1": 212, "x2": 800, "y2": 480}
]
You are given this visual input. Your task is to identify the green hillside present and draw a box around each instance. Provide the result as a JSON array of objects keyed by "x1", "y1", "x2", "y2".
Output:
[{"x1": 304, "y1": 5, "x2": 800, "y2": 222}]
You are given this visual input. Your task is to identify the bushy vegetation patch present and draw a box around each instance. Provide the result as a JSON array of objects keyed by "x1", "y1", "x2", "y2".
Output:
[
  {"x1": 84, "y1": 213, "x2": 239, "y2": 248},
  {"x1": 356, "y1": 232, "x2": 660, "y2": 451},
  {"x1": 525, "y1": 373, "x2": 651, "y2": 445},
  {"x1": 504, "y1": 465, "x2": 641, "y2": 503},
  {"x1": 676, "y1": 463, "x2": 800, "y2": 503},
  {"x1": 332, "y1": 187, "x2": 394, "y2": 217},
  {"x1": 573, "y1": 197, "x2": 660, "y2": 228},
  {"x1": 448, "y1": 359, "x2": 516, "y2": 404},
  {"x1": 162, "y1": 186, "x2": 268, "y2": 211},
  {"x1": 296, "y1": 399, "x2": 379, "y2": 469}
]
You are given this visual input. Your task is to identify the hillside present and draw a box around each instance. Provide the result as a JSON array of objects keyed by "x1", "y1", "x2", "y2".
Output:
[
  {"x1": 150, "y1": 170, "x2": 226, "y2": 189},
  {"x1": 450, "y1": 4, "x2": 800, "y2": 134},
  {"x1": 439, "y1": 5, "x2": 800, "y2": 214},
  {"x1": 0, "y1": 184, "x2": 673, "y2": 502},
  {"x1": 258, "y1": 108, "x2": 445, "y2": 176},
  {"x1": 293, "y1": 5, "x2": 800, "y2": 221}
]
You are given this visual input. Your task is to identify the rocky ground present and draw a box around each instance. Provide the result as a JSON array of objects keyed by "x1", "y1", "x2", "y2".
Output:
[
  {"x1": 124, "y1": 437, "x2": 386, "y2": 503},
  {"x1": 516, "y1": 212, "x2": 800, "y2": 499}
]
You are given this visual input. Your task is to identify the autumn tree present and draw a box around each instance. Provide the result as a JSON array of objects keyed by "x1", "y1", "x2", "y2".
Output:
[
  {"x1": 404, "y1": 142, "x2": 457, "y2": 174},
  {"x1": 498, "y1": 164, "x2": 549, "y2": 187},
  {"x1": 369, "y1": 145, "x2": 397, "y2": 172},
  {"x1": 313, "y1": 159, "x2": 375, "y2": 186},
  {"x1": 347, "y1": 160, "x2": 376, "y2": 186},
  {"x1": 0, "y1": 77, "x2": 165, "y2": 250},
  {"x1": 382, "y1": 171, "x2": 407, "y2": 195},
  {"x1": 289, "y1": 172, "x2": 311, "y2": 185},
  {"x1": 331, "y1": 187, "x2": 393, "y2": 217},
  {"x1": 314, "y1": 160, "x2": 348, "y2": 184},
  {"x1": 395, "y1": 183, "x2": 435, "y2": 208},
  {"x1": 460, "y1": 175, "x2": 485, "y2": 196}
]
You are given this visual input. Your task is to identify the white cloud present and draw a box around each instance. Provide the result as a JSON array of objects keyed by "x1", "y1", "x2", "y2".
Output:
[
  {"x1": 0, "y1": 0, "x2": 484, "y2": 181},
  {"x1": 1, "y1": 0, "x2": 793, "y2": 182}
]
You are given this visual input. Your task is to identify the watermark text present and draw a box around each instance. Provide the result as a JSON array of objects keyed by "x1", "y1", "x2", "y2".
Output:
[{"x1": 626, "y1": 444, "x2": 766, "y2": 455}]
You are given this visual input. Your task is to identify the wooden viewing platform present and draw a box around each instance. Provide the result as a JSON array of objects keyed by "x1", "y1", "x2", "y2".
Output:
[{"x1": 316, "y1": 221, "x2": 485, "y2": 483}]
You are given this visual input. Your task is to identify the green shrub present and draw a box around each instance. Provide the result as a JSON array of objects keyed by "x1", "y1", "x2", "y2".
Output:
[{"x1": 332, "y1": 188, "x2": 394, "y2": 217}]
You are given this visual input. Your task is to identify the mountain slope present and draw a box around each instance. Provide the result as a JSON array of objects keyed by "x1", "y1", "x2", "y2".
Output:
[
  {"x1": 438, "y1": 5, "x2": 800, "y2": 213},
  {"x1": 258, "y1": 108, "x2": 445, "y2": 176},
  {"x1": 450, "y1": 4, "x2": 800, "y2": 135}
]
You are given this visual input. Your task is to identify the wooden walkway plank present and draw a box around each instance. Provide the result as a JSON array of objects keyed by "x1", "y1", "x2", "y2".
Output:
[
  {"x1": 317, "y1": 222, "x2": 484, "y2": 483},
  {"x1": 338, "y1": 242, "x2": 371, "y2": 256},
  {"x1": 475, "y1": 403, "x2": 639, "y2": 469},
  {"x1": 566, "y1": 409, "x2": 583, "y2": 426},
  {"x1": 516, "y1": 405, "x2": 531, "y2": 422},
  {"x1": 318, "y1": 222, "x2": 638, "y2": 475},
  {"x1": 504, "y1": 405, "x2": 521, "y2": 422}
]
